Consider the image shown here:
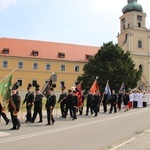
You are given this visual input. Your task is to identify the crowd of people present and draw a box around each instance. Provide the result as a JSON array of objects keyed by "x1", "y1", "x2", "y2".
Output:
[{"x1": 0, "y1": 83, "x2": 150, "y2": 131}]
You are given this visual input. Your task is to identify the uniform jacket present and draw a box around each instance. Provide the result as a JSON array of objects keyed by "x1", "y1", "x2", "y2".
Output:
[
  {"x1": 34, "y1": 93, "x2": 43, "y2": 109},
  {"x1": 8, "y1": 94, "x2": 21, "y2": 112},
  {"x1": 46, "y1": 94, "x2": 56, "y2": 108},
  {"x1": 23, "y1": 92, "x2": 34, "y2": 108},
  {"x1": 58, "y1": 93, "x2": 67, "y2": 104}
]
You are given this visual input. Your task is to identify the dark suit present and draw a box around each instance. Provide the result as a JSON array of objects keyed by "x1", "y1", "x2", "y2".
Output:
[
  {"x1": 64, "y1": 94, "x2": 73, "y2": 118},
  {"x1": 109, "y1": 94, "x2": 117, "y2": 113},
  {"x1": 58, "y1": 93, "x2": 67, "y2": 117},
  {"x1": 45, "y1": 94, "x2": 56, "y2": 124},
  {"x1": 23, "y1": 92, "x2": 34, "y2": 122},
  {"x1": 85, "y1": 94, "x2": 93, "y2": 115},
  {"x1": 8, "y1": 94, "x2": 21, "y2": 129},
  {"x1": 31, "y1": 93, "x2": 43, "y2": 122},
  {"x1": 102, "y1": 94, "x2": 108, "y2": 113},
  {"x1": 92, "y1": 94, "x2": 100, "y2": 116}
]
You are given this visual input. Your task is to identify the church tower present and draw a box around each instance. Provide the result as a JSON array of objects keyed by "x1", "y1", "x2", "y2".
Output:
[{"x1": 117, "y1": 0, "x2": 150, "y2": 90}]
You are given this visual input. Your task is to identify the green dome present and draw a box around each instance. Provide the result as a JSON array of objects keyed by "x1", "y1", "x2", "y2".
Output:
[{"x1": 122, "y1": 0, "x2": 143, "y2": 14}]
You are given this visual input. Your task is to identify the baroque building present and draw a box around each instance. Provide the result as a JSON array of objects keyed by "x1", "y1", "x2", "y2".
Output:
[
  {"x1": 118, "y1": 0, "x2": 150, "y2": 90},
  {"x1": 0, "y1": 38, "x2": 98, "y2": 97}
]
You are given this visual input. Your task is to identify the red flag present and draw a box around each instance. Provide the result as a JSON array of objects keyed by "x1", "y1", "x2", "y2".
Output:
[
  {"x1": 76, "y1": 82, "x2": 83, "y2": 108},
  {"x1": 90, "y1": 78, "x2": 100, "y2": 94}
]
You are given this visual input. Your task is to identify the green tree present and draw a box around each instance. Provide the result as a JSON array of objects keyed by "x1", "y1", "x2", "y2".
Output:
[{"x1": 77, "y1": 42, "x2": 142, "y2": 93}]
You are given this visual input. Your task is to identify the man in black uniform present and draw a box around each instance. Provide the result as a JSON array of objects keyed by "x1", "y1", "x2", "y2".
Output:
[
  {"x1": 109, "y1": 90, "x2": 117, "y2": 114},
  {"x1": 8, "y1": 82, "x2": 21, "y2": 130},
  {"x1": 64, "y1": 89, "x2": 73, "y2": 118},
  {"x1": 58, "y1": 87, "x2": 67, "y2": 118},
  {"x1": 72, "y1": 91, "x2": 78, "y2": 120},
  {"x1": 118, "y1": 91, "x2": 123, "y2": 111},
  {"x1": 22, "y1": 83, "x2": 34, "y2": 123},
  {"x1": 92, "y1": 90, "x2": 100, "y2": 117},
  {"x1": 0, "y1": 103, "x2": 10, "y2": 125},
  {"x1": 31, "y1": 85, "x2": 43, "y2": 123},
  {"x1": 85, "y1": 90, "x2": 93, "y2": 116},
  {"x1": 102, "y1": 91, "x2": 108, "y2": 113},
  {"x1": 45, "y1": 88, "x2": 56, "y2": 125}
]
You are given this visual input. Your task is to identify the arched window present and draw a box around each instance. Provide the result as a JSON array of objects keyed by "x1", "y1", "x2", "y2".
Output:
[
  {"x1": 139, "y1": 64, "x2": 143, "y2": 72},
  {"x1": 18, "y1": 61, "x2": 23, "y2": 69},
  {"x1": 3, "y1": 60, "x2": 8, "y2": 68},
  {"x1": 138, "y1": 40, "x2": 142, "y2": 48},
  {"x1": 60, "y1": 64, "x2": 65, "y2": 71},
  {"x1": 33, "y1": 62, "x2": 38, "y2": 69},
  {"x1": 46, "y1": 63, "x2": 51, "y2": 70}
]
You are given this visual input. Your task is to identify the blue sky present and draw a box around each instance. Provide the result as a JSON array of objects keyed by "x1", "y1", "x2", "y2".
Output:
[{"x1": 0, "y1": 0, "x2": 149, "y2": 47}]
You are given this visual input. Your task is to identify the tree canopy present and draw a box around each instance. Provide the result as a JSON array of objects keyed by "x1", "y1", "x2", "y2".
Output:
[{"x1": 77, "y1": 41, "x2": 142, "y2": 93}]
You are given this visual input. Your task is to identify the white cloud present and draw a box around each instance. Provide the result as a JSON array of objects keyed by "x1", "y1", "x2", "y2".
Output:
[{"x1": 0, "y1": 0, "x2": 21, "y2": 13}]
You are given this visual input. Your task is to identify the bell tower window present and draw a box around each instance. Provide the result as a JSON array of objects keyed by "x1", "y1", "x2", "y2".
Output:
[
  {"x1": 138, "y1": 40, "x2": 142, "y2": 48},
  {"x1": 138, "y1": 22, "x2": 141, "y2": 27}
]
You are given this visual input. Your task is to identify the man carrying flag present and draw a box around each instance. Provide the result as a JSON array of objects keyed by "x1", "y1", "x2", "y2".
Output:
[{"x1": 90, "y1": 77, "x2": 101, "y2": 116}]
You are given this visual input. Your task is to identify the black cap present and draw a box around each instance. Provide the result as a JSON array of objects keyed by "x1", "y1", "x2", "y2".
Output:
[
  {"x1": 27, "y1": 83, "x2": 32, "y2": 89},
  {"x1": 12, "y1": 82, "x2": 19, "y2": 90},
  {"x1": 68, "y1": 89, "x2": 72, "y2": 93},
  {"x1": 35, "y1": 83, "x2": 40, "y2": 91}
]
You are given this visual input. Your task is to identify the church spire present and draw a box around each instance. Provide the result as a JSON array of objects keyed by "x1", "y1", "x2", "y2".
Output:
[{"x1": 122, "y1": 0, "x2": 143, "y2": 14}]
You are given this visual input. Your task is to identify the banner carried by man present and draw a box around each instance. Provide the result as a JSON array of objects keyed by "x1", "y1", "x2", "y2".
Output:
[
  {"x1": 90, "y1": 77, "x2": 100, "y2": 94},
  {"x1": 0, "y1": 74, "x2": 12, "y2": 107}
]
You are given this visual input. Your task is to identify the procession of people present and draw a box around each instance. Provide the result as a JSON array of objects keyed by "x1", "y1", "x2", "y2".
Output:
[{"x1": 0, "y1": 81, "x2": 150, "y2": 131}]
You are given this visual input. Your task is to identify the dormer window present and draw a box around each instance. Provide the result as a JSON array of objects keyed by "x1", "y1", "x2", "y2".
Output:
[
  {"x1": 2, "y1": 48, "x2": 9, "y2": 54},
  {"x1": 58, "y1": 52, "x2": 65, "y2": 58},
  {"x1": 86, "y1": 54, "x2": 92, "y2": 60},
  {"x1": 32, "y1": 50, "x2": 39, "y2": 56}
]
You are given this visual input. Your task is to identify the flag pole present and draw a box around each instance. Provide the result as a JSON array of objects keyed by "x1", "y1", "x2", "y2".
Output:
[{"x1": 0, "y1": 68, "x2": 17, "y2": 83}]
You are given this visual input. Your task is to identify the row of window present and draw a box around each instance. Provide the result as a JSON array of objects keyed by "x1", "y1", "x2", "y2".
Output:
[{"x1": 1, "y1": 61, "x2": 80, "y2": 72}]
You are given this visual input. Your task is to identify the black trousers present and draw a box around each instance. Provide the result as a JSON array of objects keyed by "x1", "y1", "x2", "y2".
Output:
[
  {"x1": 0, "y1": 111, "x2": 9, "y2": 123},
  {"x1": 72, "y1": 107, "x2": 77, "y2": 119},
  {"x1": 103, "y1": 101, "x2": 107, "y2": 113},
  {"x1": 109, "y1": 103, "x2": 117, "y2": 113},
  {"x1": 10, "y1": 112, "x2": 20, "y2": 128},
  {"x1": 117, "y1": 101, "x2": 122, "y2": 110},
  {"x1": 32, "y1": 108, "x2": 42, "y2": 122},
  {"x1": 133, "y1": 101, "x2": 137, "y2": 108},
  {"x1": 46, "y1": 107, "x2": 55, "y2": 124},
  {"x1": 64, "y1": 106, "x2": 73, "y2": 118},
  {"x1": 26, "y1": 106, "x2": 32, "y2": 122},
  {"x1": 60, "y1": 103, "x2": 66, "y2": 117},
  {"x1": 93, "y1": 105, "x2": 98, "y2": 116},
  {"x1": 86, "y1": 104, "x2": 93, "y2": 115}
]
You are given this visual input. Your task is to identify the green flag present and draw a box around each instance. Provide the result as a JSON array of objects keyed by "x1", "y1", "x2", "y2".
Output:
[{"x1": 0, "y1": 74, "x2": 12, "y2": 107}]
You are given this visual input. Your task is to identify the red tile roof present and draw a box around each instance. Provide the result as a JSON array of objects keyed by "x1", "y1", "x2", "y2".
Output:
[{"x1": 0, "y1": 38, "x2": 99, "y2": 62}]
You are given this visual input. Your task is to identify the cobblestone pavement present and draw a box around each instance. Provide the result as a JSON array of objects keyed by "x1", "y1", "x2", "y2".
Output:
[{"x1": 110, "y1": 129, "x2": 150, "y2": 150}]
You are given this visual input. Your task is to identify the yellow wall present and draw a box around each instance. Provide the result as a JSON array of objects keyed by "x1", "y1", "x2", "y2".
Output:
[{"x1": 0, "y1": 56, "x2": 86, "y2": 97}]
